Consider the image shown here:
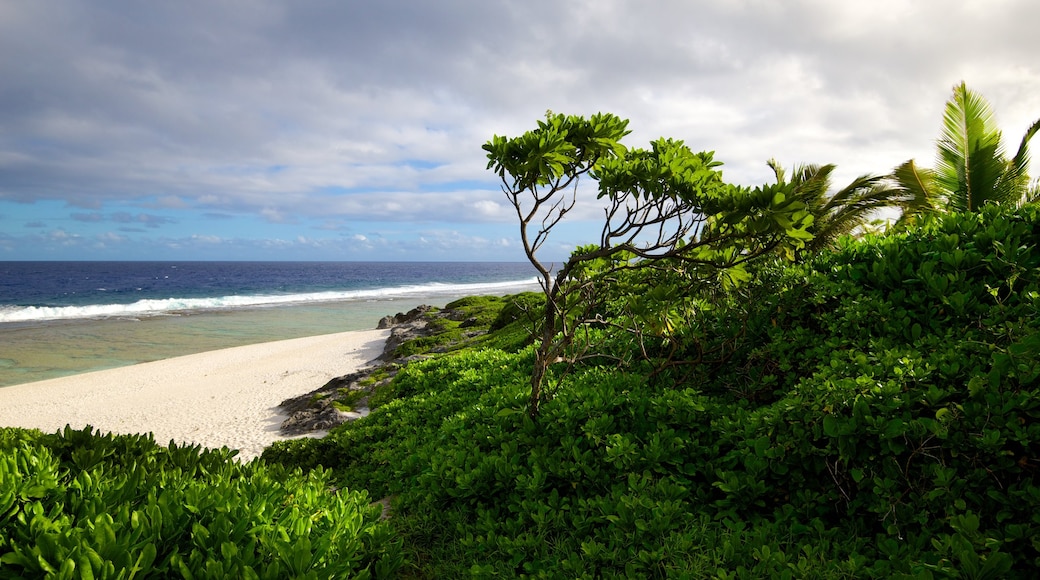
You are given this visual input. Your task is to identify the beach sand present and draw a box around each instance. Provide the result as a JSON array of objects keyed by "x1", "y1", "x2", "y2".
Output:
[{"x1": 0, "y1": 328, "x2": 389, "y2": 462}]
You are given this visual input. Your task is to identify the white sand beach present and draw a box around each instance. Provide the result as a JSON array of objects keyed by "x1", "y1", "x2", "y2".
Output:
[{"x1": 0, "y1": 328, "x2": 389, "y2": 462}]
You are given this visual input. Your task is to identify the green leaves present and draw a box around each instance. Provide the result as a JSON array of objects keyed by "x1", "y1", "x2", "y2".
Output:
[
  {"x1": 269, "y1": 200, "x2": 1040, "y2": 576},
  {"x1": 487, "y1": 112, "x2": 820, "y2": 417},
  {"x1": 0, "y1": 427, "x2": 402, "y2": 579},
  {"x1": 482, "y1": 112, "x2": 630, "y2": 190},
  {"x1": 594, "y1": 138, "x2": 726, "y2": 203},
  {"x1": 938, "y1": 82, "x2": 1008, "y2": 211}
]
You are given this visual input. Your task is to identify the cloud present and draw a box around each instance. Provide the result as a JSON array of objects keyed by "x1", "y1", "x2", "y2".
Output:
[
  {"x1": 96, "y1": 231, "x2": 127, "y2": 244},
  {"x1": 260, "y1": 207, "x2": 294, "y2": 224},
  {"x1": 190, "y1": 234, "x2": 222, "y2": 244},
  {"x1": 1, "y1": 0, "x2": 1039, "y2": 260},
  {"x1": 71, "y1": 212, "x2": 105, "y2": 223},
  {"x1": 111, "y1": 212, "x2": 176, "y2": 228},
  {"x1": 68, "y1": 211, "x2": 176, "y2": 228},
  {"x1": 47, "y1": 229, "x2": 80, "y2": 245}
]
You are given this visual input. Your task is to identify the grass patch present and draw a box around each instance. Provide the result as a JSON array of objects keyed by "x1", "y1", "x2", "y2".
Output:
[{"x1": 331, "y1": 387, "x2": 368, "y2": 412}]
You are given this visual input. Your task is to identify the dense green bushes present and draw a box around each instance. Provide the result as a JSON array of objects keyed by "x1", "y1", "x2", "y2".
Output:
[
  {"x1": 0, "y1": 426, "x2": 401, "y2": 579},
  {"x1": 270, "y1": 347, "x2": 882, "y2": 576},
  {"x1": 263, "y1": 204, "x2": 1040, "y2": 576},
  {"x1": 698, "y1": 204, "x2": 1040, "y2": 574},
  {"x1": 264, "y1": 349, "x2": 532, "y2": 499}
]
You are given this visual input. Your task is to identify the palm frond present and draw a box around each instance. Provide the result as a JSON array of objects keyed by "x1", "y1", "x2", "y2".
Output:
[
  {"x1": 936, "y1": 82, "x2": 1010, "y2": 211},
  {"x1": 806, "y1": 176, "x2": 904, "y2": 252},
  {"x1": 1005, "y1": 117, "x2": 1040, "y2": 206},
  {"x1": 791, "y1": 163, "x2": 835, "y2": 209},
  {"x1": 821, "y1": 173, "x2": 887, "y2": 214},
  {"x1": 1028, "y1": 179, "x2": 1040, "y2": 205},
  {"x1": 890, "y1": 159, "x2": 940, "y2": 216},
  {"x1": 766, "y1": 158, "x2": 785, "y2": 183}
]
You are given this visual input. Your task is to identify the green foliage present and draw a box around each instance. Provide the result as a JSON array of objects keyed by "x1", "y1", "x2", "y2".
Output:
[
  {"x1": 332, "y1": 387, "x2": 368, "y2": 412},
  {"x1": 386, "y1": 294, "x2": 532, "y2": 360},
  {"x1": 938, "y1": 82, "x2": 1010, "y2": 210},
  {"x1": 666, "y1": 203, "x2": 1040, "y2": 571},
  {"x1": 480, "y1": 293, "x2": 543, "y2": 353},
  {"x1": 264, "y1": 349, "x2": 531, "y2": 496},
  {"x1": 0, "y1": 426, "x2": 402, "y2": 579},
  {"x1": 483, "y1": 112, "x2": 630, "y2": 191},
  {"x1": 362, "y1": 368, "x2": 396, "y2": 411},
  {"x1": 593, "y1": 137, "x2": 727, "y2": 203},
  {"x1": 765, "y1": 159, "x2": 926, "y2": 254},
  {"x1": 391, "y1": 331, "x2": 458, "y2": 359},
  {"x1": 488, "y1": 292, "x2": 543, "y2": 332},
  {"x1": 8, "y1": 134, "x2": 1040, "y2": 576},
  {"x1": 264, "y1": 203, "x2": 1040, "y2": 576}
]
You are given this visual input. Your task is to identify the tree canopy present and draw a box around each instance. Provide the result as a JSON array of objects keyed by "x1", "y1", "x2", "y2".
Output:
[{"x1": 483, "y1": 112, "x2": 814, "y2": 415}]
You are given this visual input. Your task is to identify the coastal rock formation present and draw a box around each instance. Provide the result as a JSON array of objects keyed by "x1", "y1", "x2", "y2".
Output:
[
  {"x1": 278, "y1": 303, "x2": 471, "y2": 435},
  {"x1": 377, "y1": 305, "x2": 433, "y2": 361},
  {"x1": 278, "y1": 371, "x2": 369, "y2": 435},
  {"x1": 376, "y1": 304, "x2": 431, "y2": 329}
]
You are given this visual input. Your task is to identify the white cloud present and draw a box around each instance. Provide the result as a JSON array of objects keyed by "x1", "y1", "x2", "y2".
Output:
[
  {"x1": 0, "y1": 0, "x2": 1038, "y2": 260},
  {"x1": 97, "y1": 232, "x2": 127, "y2": 243}
]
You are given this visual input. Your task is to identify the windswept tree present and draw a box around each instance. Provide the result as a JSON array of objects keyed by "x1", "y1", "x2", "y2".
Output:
[
  {"x1": 893, "y1": 82, "x2": 1040, "y2": 213},
  {"x1": 484, "y1": 112, "x2": 813, "y2": 416}
]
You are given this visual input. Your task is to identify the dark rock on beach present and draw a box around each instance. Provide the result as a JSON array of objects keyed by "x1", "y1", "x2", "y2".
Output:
[
  {"x1": 377, "y1": 305, "x2": 435, "y2": 361},
  {"x1": 376, "y1": 304, "x2": 432, "y2": 329},
  {"x1": 277, "y1": 303, "x2": 480, "y2": 436},
  {"x1": 278, "y1": 370, "x2": 370, "y2": 435}
]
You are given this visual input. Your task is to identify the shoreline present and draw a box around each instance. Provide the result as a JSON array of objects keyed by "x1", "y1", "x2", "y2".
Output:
[
  {"x1": 0, "y1": 299, "x2": 429, "y2": 388},
  {"x1": 0, "y1": 328, "x2": 389, "y2": 462}
]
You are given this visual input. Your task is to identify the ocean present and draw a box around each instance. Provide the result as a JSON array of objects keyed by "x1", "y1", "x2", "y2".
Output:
[{"x1": 0, "y1": 261, "x2": 539, "y2": 387}]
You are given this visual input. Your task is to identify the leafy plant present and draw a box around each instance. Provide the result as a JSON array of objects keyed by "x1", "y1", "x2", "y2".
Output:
[{"x1": 0, "y1": 426, "x2": 402, "y2": 579}]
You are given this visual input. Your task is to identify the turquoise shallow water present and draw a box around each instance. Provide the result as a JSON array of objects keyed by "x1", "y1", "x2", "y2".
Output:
[{"x1": 0, "y1": 296, "x2": 437, "y2": 387}]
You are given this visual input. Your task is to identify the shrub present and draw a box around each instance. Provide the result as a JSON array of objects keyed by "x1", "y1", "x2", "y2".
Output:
[
  {"x1": 0, "y1": 426, "x2": 403, "y2": 579},
  {"x1": 264, "y1": 205, "x2": 1040, "y2": 576}
]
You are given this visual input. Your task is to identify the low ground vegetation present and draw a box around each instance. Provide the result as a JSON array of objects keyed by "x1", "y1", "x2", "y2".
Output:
[
  {"x1": 262, "y1": 204, "x2": 1040, "y2": 577},
  {"x1": 0, "y1": 426, "x2": 401, "y2": 578}
]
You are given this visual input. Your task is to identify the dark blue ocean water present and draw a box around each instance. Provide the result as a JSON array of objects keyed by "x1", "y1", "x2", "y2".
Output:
[
  {"x1": 0, "y1": 261, "x2": 538, "y2": 325},
  {"x1": 0, "y1": 261, "x2": 539, "y2": 386}
]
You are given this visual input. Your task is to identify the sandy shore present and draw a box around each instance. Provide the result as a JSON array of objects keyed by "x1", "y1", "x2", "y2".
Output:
[{"x1": 0, "y1": 328, "x2": 389, "y2": 462}]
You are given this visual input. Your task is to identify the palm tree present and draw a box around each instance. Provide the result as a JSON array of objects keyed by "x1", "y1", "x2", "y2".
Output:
[
  {"x1": 766, "y1": 160, "x2": 927, "y2": 254},
  {"x1": 893, "y1": 82, "x2": 1040, "y2": 212}
]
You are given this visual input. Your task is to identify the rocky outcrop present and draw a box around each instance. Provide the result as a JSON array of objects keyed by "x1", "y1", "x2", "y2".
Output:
[
  {"x1": 278, "y1": 370, "x2": 370, "y2": 435},
  {"x1": 278, "y1": 304, "x2": 457, "y2": 436},
  {"x1": 377, "y1": 305, "x2": 434, "y2": 361},
  {"x1": 376, "y1": 304, "x2": 432, "y2": 329}
]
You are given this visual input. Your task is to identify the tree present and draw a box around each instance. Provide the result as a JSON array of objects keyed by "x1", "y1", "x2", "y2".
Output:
[
  {"x1": 483, "y1": 113, "x2": 814, "y2": 417},
  {"x1": 893, "y1": 82, "x2": 1040, "y2": 213}
]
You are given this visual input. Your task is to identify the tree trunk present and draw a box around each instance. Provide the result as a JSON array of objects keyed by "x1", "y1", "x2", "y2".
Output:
[
  {"x1": 528, "y1": 355, "x2": 546, "y2": 418},
  {"x1": 528, "y1": 280, "x2": 563, "y2": 418}
]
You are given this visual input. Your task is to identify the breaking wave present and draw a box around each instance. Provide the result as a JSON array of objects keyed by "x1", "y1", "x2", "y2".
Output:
[{"x1": 0, "y1": 278, "x2": 540, "y2": 324}]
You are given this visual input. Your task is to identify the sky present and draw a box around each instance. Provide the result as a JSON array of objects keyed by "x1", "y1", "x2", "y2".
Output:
[{"x1": 2, "y1": 1, "x2": 1039, "y2": 262}]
